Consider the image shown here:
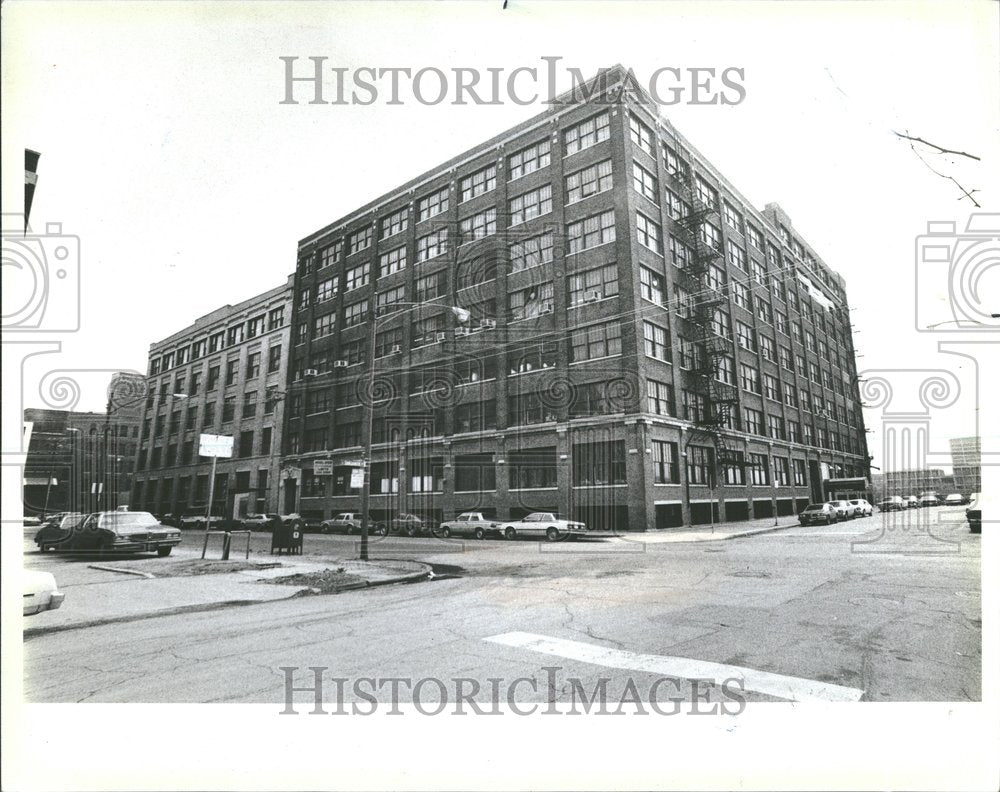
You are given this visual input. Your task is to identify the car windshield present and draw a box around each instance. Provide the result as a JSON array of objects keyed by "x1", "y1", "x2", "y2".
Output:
[
  {"x1": 58, "y1": 514, "x2": 85, "y2": 528},
  {"x1": 527, "y1": 513, "x2": 555, "y2": 521},
  {"x1": 99, "y1": 512, "x2": 160, "y2": 530},
  {"x1": 805, "y1": 504, "x2": 826, "y2": 511}
]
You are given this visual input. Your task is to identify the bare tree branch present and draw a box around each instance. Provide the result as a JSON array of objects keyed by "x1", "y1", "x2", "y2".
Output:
[
  {"x1": 892, "y1": 131, "x2": 981, "y2": 161},
  {"x1": 899, "y1": 129, "x2": 982, "y2": 208}
]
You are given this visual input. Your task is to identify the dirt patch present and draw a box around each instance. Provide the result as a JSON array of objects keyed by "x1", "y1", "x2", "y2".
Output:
[
  {"x1": 101, "y1": 559, "x2": 284, "y2": 578},
  {"x1": 265, "y1": 567, "x2": 367, "y2": 594}
]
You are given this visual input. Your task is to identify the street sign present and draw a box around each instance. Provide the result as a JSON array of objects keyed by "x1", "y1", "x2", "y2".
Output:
[
  {"x1": 350, "y1": 468, "x2": 364, "y2": 489},
  {"x1": 90, "y1": 482, "x2": 104, "y2": 494},
  {"x1": 313, "y1": 460, "x2": 334, "y2": 476},
  {"x1": 199, "y1": 433, "x2": 233, "y2": 458}
]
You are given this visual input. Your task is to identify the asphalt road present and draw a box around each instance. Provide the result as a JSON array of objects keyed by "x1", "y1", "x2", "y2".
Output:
[{"x1": 23, "y1": 506, "x2": 981, "y2": 705}]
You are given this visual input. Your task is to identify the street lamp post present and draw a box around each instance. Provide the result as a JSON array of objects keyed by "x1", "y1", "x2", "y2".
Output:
[{"x1": 359, "y1": 301, "x2": 470, "y2": 562}]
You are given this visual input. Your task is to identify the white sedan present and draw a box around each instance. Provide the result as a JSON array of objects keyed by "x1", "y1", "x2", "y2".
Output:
[
  {"x1": 495, "y1": 512, "x2": 588, "y2": 542},
  {"x1": 848, "y1": 499, "x2": 873, "y2": 517},
  {"x1": 23, "y1": 570, "x2": 65, "y2": 616}
]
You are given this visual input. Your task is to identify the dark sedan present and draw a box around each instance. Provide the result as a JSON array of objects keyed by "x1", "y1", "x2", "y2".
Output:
[
  {"x1": 35, "y1": 510, "x2": 182, "y2": 556},
  {"x1": 385, "y1": 513, "x2": 431, "y2": 537}
]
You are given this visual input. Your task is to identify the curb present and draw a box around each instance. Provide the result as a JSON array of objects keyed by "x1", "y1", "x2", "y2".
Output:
[
  {"x1": 723, "y1": 521, "x2": 799, "y2": 540},
  {"x1": 87, "y1": 564, "x2": 156, "y2": 579}
]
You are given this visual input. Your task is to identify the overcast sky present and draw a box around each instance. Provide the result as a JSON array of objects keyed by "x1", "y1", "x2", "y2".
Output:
[{"x1": 3, "y1": 0, "x2": 997, "y2": 473}]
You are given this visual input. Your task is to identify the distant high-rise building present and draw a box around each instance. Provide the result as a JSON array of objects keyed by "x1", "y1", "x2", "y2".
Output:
[{"x1": 950, "y1": 436, "x2": 981, "y2": 495}]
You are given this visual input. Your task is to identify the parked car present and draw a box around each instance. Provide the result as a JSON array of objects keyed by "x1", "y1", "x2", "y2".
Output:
[
  {"x1": 966, "y1": 493, "x2": 981, "y2": 534},
  {"x1": 241, "y1": 513, "x2": 280, "y2": 531},
  {"x1": 385, "y1": 513, "x2": 430, "y2": 537},
  {"x1": 903, "y1": 495, "x2": 920, "y2": 509},
  {"x1": 33, "y1": 513, "x2": 87, "y2": 551},
  {"x1": 826, "y1": 500, "x2": 853, "y2": 521},
  {"x1": 799, "y1": 503, "x2": 836, "y2": 525},
  {"x1": 944, "y1": 493, "x2": 965, "y2": 506},
  {"x1": 23, "y1": 514, "x2": 42, "y2": 526},
  {"x1": 437, "y1": 512, "x2": 500, "y2": 540},
  {"x1": 848, "y1": 499, "x2": 873, "y2": 517},
  {"x1": 23, "y1": 570, "x2": 65, "y2": 616},
  {"x1": 157, "y1": 513, "x2": 182, "y2": 527},
  {"x1": 495, "y1": 512, "x2": 588, "y2": 541},
  {"x1": 918, "y1": 493, "x2": 940, "y2": 507},
  {"x1": 877, "y1": 496, "x2": 905, "y2": 512},
  {"x1": 179, "y1": 514, "x2": 223, "y2": 529},
  {"x1": 37, "y1": 511, "x2": 181, "y2": 556},
  {"x1": 320, "y1": 513, "x2": 384, "y2": 535}
]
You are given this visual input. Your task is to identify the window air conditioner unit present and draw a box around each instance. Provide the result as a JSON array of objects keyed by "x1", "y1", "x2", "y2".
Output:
[
  {"x1": 585, "y1": 290, "x2": 601, "y2": 302},
  {"x1": 390, "y1": 345, "x2": 402, "y2": 354},
  {"x1": 455, "y1": 327, "x2": 471, "y2": 336},
  {"x1": 435, "y1": 332, "x2": 447, "y2": 342},
  {"x1": 303, "y1": 369, "x2": 319, "y2": 377},
  {"x1": 333, "y1": 360, "x2": 349, "y2": 368},
  {"x1": 538, "y1": 304, "x2": 553, "y2": 315},
  {"x1": 480, "y1": 319, "x2": 496, "y2": 329}
]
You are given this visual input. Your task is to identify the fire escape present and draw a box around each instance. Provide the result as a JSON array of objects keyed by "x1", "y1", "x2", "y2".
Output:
[{"x1": 671, "y1": 150, "x2": 741, "y2": 485}]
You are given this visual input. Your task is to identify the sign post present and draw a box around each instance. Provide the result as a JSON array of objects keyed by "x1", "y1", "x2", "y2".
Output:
[{"x1": 199, "y1": 434, "x2": 233, "y2": 558}]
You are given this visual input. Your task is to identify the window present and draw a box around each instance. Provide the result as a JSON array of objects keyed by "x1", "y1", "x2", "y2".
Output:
[
  {"x1": 629, "y1": 113, "x2": 655, "y2": 156},
  {"x1": 206, "y1": 365, "x2": 220, "y2": 391},
  {"x1": 175, "y1": 347, "x2": 189, "y2": 366},
  {"x1": 647, "y1": 380, "x2": 674, "y2": 416},
  {"x1": 509, "y1": 184, "x2": 552, "y2": 226},
  {"x1": 755, "y1": 296, "x2": 773, "y2": 324},
  {"x1": 348, "y1": 225, "x2": 373, "y2": 255},
  {"x1": 636, "y1": 212, "x2": 663, "y2": 253},
  {"x1": 334, "y1": 422, "x2": 361, "y2": 448},
  {"x1": 162, "y1": 351, "x2": 175, "y2": 370},
  {"x1": 747, "y1": 225, "x2": 764, "y2": 251},
  {"x1": 740, "y1": 364, "x2": 760, "y2": 393},
  {"x1": 375, "y1": 285, "x2": 406, "y2": 315},
  {"x1": 707, "y1": 264, "x2": 726, "y2": 291},
  {"x1": 225, "y1": 359, "x2": 239, "y2": 387},
  {"x1": 417, "y1": 228, "x2": 448, "y2": 262},
  {"x1": 767, "y1": 414, "x2": 784, "y2": 440},
  {"x1": 736, "y1": 321, "x2": 756, "y2": 351},
  {"x1": 150, "y1": 359, "x2": 161, "y2": 376},
  {"x1": 247, "y1": 315, "x2": 265, "y2": 339},
  {"x1": 568, "y1": 264, "x2": 618, "y2": 305},
  {"x1": 298, "y1": 288, "x2": 311, "y2": 310},
  {"x1": 772, "y1": 457, "x2": 790, "y2": 486},
  {"x1": 222, "y1": 395, "x2": 236, "y2": 423},
  {"x1": 748, "y1": 453, "x2": 769, "y2": 485},
  {"x1": 268, "y1": 345, "x2": 282, "y2": 374},
  {"x1": 639, "y1": 266, "x2": 665, "y2": 304},
  {"x1": 417, "y1": 187, "x2": 449, "y2": 222},
  {"x1": 320, "y1": 241, "x2": 342, "y2": 269},
  {"x1": 743, "y1": 407, "x2": 764, "y2": 435},
  {"x1": 378, "y1": 246, "x2": 406, "y2": 278},
  {"x1": 701, "y1": 221, "x2": 722, "y2": 251},
  {"x1": 314, "y1": 312, "x2": 336, "y2": 339},
  {"x1": 571, "y1": 320, "x2": 622, "y2": 362},
  {"x1": 760, "y1": 334, "x2": 776, "y2": 362},
  {"x1": 682, "y1": 390, "x2": 707, "y2": 423},
  {"x1": 460, "y1": 207, "x2": 496, "y2": 241},
  {"x1": 783, "y1": 382, "x2": 797, "y2": 406},
  {"x1": 416, "y1": 270, "x2": 447, "y2": 303},
  {"x1": 631, "y1": 161, "x2": 659, "y2": 203},
  {"x1": 454, "y1": 453, "x2": 496, "y2": 491},
  {"x1": 663, "y1": 144, "x2": 688, "y2": 177},
  {"x1": 411, "y1": 313, "x2": 446, "y2": 346},
  {"x1": 563, "y1": 112, "x2": 610, "y2": 155},
  {"x1": 189, "y1": 371, "x2": 202, "y2": 396},
  {"x1": 567, "y1": 210, "x2": 615, "y2": 253},
  {"x1": 570, "y1": 381, "x2": 628, "y2": 417},
  {"x1": 208, "y1": 331, "x2": 224, "y2": 353},
  {"x1": 665, "y1": 189, "x2": 689, "y2": 221},
  {"x1": 775, "y1": 311, "x2": 788, "y2": 335},
  {"x1": 508, "y1": 282, "x2": 554, "y2": 321},
  {"x1": 722, "y1": 451, "x2": 746, "y2": 485},
  {"x1": 510, "y1": 231, "x2": 554, "y2": 273},
  {"x1": 565, "y1": 159, "x2": 612, "y2": 204},
  {"x1": 788, "y1": 420, "x2": 801, "y2": 443},
  {"x1": 244, "y1": 352, "x2": 260, "y2": 379},
  {"x1": 750, "y1": 258, "x2": 768, "y2": 286},
  {"x1": 375, "y1": 327, "x2": 403, "y2": 357},
  {"x1": 296, "y1": 323, "x2": 308, "y2": 345},
  {"x1": 723, "y1": 201, "x2": 743, "y2": 231},
  {"x1": 793, "y1": 458, "x2": 807, "y2": 486},
  {"x1": 306, "y1": 389, "x2": 330, "y2": 414},
  {"x1": 711, "y1": 309, "x2": 732, "y2": 339},
  {"x1": 508, "y1": 391, "x2": 555, "y2": 426},
  {"x1": 669, "y1": 235, "x2": 691, "y2": 268},
  {"x1": 243, "y1": 391, "x2": 258, "y2": 418},
  {"x1": 727, "y1": 241, "x2": 747, "y2": 272},
  {"x1": 173, "y1": 375, "x2": 186, "y2": 395},
  {"x1": 508, "y1": 138, "x2": 551, "y2": 180},
  {"x1": 344, "y1": 262, "x2": 370, "y2": 291},
  {"x1": 460, "y1": 164, "x2": 497, "y2": 202},
  {"x1": 687, "y1": 446, "x2": 714, "y2": 485},
  {"x1": 733, "y1": 280, "x2": 751, "y2": 310},
  {"x1": 652, "y1": 440, "x2": 679, "y2": 484},
  {"x1": 695, "y1": 175, "x2": 719, "y2": 210},
  {"x1": 380, "y1": 207, "x2": 408, "y2": 239},
  {"x1": 268, "y1": 307, "x2": 285, "y2": 330},
  {"x1": 716, "y1": 355, "x2": 735, "y2": 385},
  {"x1": 572, "y1": 441, "x2": 626, "y2": 485},
  {"x1": 508, "y1": 341, "x2": 557, "y2": 374},
  {"x1": 780, "y1": 346, "x2": 793, "y2": 370},
  {"x1": 343, "y1": 299, "x2": 369, "y2": 328},
  {"x1": 679, "y1": 339, "x2": 704, "y2": 370},
  {"x1": 227, "y1": 324, "x2": 244, "y2": 347}
]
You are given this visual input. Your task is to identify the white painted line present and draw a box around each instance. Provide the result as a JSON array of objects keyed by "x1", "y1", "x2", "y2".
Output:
[{"x1": 485, "y1": 631, "x2": 864, "y2": 703}]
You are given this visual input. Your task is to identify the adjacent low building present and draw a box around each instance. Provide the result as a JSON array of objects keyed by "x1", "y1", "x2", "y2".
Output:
[
  {"x1": 131, "y1": 277, "x2": 293, "y2": 519},
  {"x1": 950, "y1": 436, "x2": 981, "y2": 496},
  {"x1": 281, "y1": 65, "x2": 870, "y2": 531}
]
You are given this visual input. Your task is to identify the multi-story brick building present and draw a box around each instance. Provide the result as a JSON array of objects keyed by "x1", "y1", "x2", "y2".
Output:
[
  {"x1": 283, "y1": 66, "x2": 870, "y2": 531},
  {"x1": 131, "y1": 277, "x2": 293, "y2": 519}
]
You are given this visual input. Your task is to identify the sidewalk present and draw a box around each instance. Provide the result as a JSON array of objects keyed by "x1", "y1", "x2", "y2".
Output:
[
  {"x1": 611, "y1": 516, "x2": 800, "y2": 544},
  {"x1": 23, "y1": 553, "x2": 430, "y2": 637}
]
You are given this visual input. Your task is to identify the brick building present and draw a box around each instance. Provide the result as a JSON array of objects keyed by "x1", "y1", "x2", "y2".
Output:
[
  {"x1": 950, "y1": 436, "x2": 981, "y2": 496},
  {"x1": 282, "y1": 66, "x2": 870, "y2": 530},
  {"x1": 131, "y1": 278, "x2": 293, "y2": 518}
]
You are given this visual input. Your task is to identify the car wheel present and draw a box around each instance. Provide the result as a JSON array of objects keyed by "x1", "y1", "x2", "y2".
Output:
[
  {"x1": 441, "y1": 527, "x2": 451, "y2": 538},
  {"x1": 505, "y1": 526, "x2": 517, "y2": 540},
  {"x1": 406, "y1": 526, "x2": 416, "y2": 537},
  {"x1": 39, "y1": 542, "x2": 52, "y2": 553},
  {"x1": 346, "y1": 525, "x2": 355, "y2": 535},
  {"x1": 157, "y1": 547, "x2": 172, "y2": 557},
  {"x1": 474, "y1": 527, "x2": 485, "y2": 540},
  {"x1": 545, "y1": 527, "x2": 560, "y2": 542},
  {"x1": 378, "y1": 525, "x2": 388, "y2": 536}
]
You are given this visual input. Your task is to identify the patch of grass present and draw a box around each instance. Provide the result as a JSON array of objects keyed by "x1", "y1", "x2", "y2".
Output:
[{"x1": 266, "y1": 567, "x2": 367, "y2": 594}]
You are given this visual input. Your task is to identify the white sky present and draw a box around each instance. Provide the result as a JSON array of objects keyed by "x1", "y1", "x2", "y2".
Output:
[{"x1": 2, "y1": 0, "x2": 998, "y2": 473}]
